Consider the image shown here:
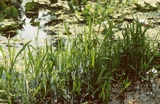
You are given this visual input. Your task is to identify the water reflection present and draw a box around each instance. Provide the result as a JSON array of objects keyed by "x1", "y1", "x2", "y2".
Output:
[
  {"x1": 17, "y1": 18, "x2": 49, "y2": 46},
  {"x1": 17, "y1": 0, "x2": 54, "y2": 47}
]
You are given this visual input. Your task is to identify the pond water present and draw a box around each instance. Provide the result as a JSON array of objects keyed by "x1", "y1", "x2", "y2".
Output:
[
  {"x1": 15, "y1": 0, "x2": 55, "y2": 46},
  {"x1": 0, "y1": 0, "x2": 159, "y2": 48}
]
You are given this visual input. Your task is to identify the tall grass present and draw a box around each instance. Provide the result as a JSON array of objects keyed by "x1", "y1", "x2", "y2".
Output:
[{"x1": 0, "y1": 17, "x2": 159, "y2": 103}]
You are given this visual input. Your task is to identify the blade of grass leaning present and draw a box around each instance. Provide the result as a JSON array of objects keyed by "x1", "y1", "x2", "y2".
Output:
[
  {"x1": 13, "y1": 41, "x2": 31, "y2": 65},
  {"x1": 0, "y1": 46, "x2": 7, "y2": 66}
]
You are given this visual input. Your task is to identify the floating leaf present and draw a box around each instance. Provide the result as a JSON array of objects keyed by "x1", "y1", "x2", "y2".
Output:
[
  {"x1": 0, "y1": 1, "x2": 7, "y2": 11},
  {"x1": 25, "y1": 2, "x2": 39, "y2": 12},
  {"x1": 134, "y1": 3, "x2": 146, "y2": 11},
  {"x1": 134, "y1": 2, "x2": 158, "y2": 12},
  {"x1": 4, "y1": 6, "x2": 19, "y2": 18},
  {"x1": 25, "y1": 2, "x2": 39, "y2": 18},
  {"x1": 144, "y1": 2, "x2": 158, "y2": 11}
]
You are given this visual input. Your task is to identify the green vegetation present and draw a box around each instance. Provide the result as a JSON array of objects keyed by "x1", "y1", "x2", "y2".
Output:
[
  {"x1": 0, "y1": 1, "x2": 19, "y2": 19},
  {"x1": 0, "y1": 18, "x2": 159, "y2": 103},
  {"x1": 0, "y1": 0, "x2": 160, "y2": 103}
]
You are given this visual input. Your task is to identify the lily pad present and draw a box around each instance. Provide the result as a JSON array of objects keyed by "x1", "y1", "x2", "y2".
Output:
[
  {"x1": 25, "y1": 2, "x2": 39, "y2": 12},
  {"x1": 4, "y1": 6, "x2": 19, "y2": 18},
  {"x1": 0, "y1": 1, "x2": 7, "y2": 11},
  {"x1": 25, "y1": 2, "x2": 39, "y2": 18}
]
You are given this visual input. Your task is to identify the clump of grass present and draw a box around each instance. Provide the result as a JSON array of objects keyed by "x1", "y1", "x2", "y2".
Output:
[
  {"x1": 0, "y1": 17, "x2": 159, "y2": 104},
  {"x1": 119, "y1": 21, "x2": 156, "y2": 81}
]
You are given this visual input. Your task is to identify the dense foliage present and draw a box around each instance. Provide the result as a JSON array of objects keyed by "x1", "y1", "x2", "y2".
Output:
[{"x1": 0, "y1": 0, "x2": 160, "y2": 103}]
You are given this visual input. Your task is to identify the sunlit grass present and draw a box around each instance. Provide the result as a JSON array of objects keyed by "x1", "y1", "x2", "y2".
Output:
[
  {"x1": 0, "y1": 17, "x2": 159, "y2": 103},
  {"x1": 0, "y1": 0, "x2": 159, "y2": 103}
]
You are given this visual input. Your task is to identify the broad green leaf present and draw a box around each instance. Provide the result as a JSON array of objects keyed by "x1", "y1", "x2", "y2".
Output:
[
  {"x1": 0, "y1": 1, "x2": 7, "y2": 11},
  {"x1": 4, "y1": 6, "x2": 19, "y2": 18},
  {"x1": 25, "y1": 2, "x2": 39, "y2": 12}
]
